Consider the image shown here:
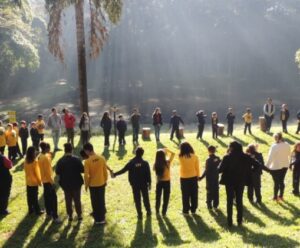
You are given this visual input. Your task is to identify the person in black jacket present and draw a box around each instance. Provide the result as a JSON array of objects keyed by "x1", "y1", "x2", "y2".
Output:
[
  {"x1": 169, "y1": 110, "x2": 184, "y2": 141},
  {"x1": 196, "y1": 110, "x2": 206, "y2": 139},
  {"x1": 116, "y1": 114, "x2": 127, "y2": 146},
  {"x1": 246, "y1": 144, "x2": 264, "y2": 204},
  {"x1": 226, "y1": 108, "x2": 235, "y2": 136},
  {"x1": 280, "y1": 104, "x2": 289, "y2": 133},
  {"x1": 100, "y1": 111, "x2": 112, "y2": 147},
  {"x1": 56, "y1": 143, "x2": 84, "y2": 221},
  {"x1": 211, "y1": 112, "x2": 218, "y2": 139},
  {"x1": 0, "y1": 154, "x2": 13, "y2": 216},
  {"x1": 30, "y1": 122, "x2": 40, "y2": 152},
  {"x1": 152, "y1": 107, "x2": 163, "y2": 142},
  {"x1": 199, "y1": 146, "x2": 221, "y2": 209},
  {"x1": 19, "y1": 120, "x2": 29, "y2": 156},
  {"x1": 130, "y1": 109, "x2": 141, "y2": 145},
  {"x1": 79, "y1": 112, "x2": 90, "y2": 146},
  {"x1": 290, "y1": 142, "x2": 300, "y2": 195},
  {"x1": 112, "y1": 147, "x2": 151, "y2": 219},
  {"x1": 219, "y1": 141, "x2": 265, "y2": 227}
]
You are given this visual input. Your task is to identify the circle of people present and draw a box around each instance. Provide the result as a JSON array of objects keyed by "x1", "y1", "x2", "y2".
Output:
[{"x1": 0, "y1": 97, "x2": 300, "y2": 227}]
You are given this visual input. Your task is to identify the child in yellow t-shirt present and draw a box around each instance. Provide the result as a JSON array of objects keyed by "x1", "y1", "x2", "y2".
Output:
[
  {"x1": 5, "y1": 124, "x2": 17, "y2": 161},
  {"x1": 36, "y1": 115, "x2": 46, "y2": 141},
  {"x1": 242, "y1": 108, "x2": 253, "y2": 135}
]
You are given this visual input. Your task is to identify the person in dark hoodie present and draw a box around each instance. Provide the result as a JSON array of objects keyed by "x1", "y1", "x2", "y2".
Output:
[
  {"x1": 280, "y1": 104, "x2": 289, "y2": 133},
  {"x1": 19, "y1": 120, "x2": 29, "y2": 156},
  {"x1": 0, "y1": 154, "x2": 13, "y2": 216},
  {"x1": 100, "y1": 111, "x2": 112, "y2": 147},
  {"x1": 246, "y1": 144, "x2": 264, "y2": 204},
  {"x1": 30, "y1": 122, "x2": 40, "y2": 152},
  {"x1": 170, "y1": 110, "x2": 184, "y2": 141},
  {"x1": 290, "y1": 142, "x2": 300, "y2": 196},
  {"x1": 130, "y1": 108, "x2": 141, "y2": 145},
  {"x1": 116, "y1": 114, "x2": 127, "y2": 146},
  {"x1": 219, "y1": 141, "x2": 267, "y2": 227},
  {"x1": 196, "y1": 110, "x2": 206, "y2": 139},
  {"x1": 226, "y1": 108, "x2": 235, "y2": 136},
  {"x1": 199, "y1": 146, "x2": 221, "y2": 209},
  {"x1": 112, "y1": 147, "x2": 151, "y2": 219}
]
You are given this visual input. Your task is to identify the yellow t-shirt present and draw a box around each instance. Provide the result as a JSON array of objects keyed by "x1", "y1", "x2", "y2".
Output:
[
  {"x1": 243, "y1": 113, "x2": 252, "y2": 124},
  {"x1": 38, "y1": 153, "x2": 54, "y2": 184},
  {"x1": 179, "y1": 154, "x2": 200, "y2": 178},
  {"x1": 13, "y1": 127, "x2": 19, "y2": 140},
  {"x1": 36, "y1": 120, "x2": 45, "y2": 134},
  {"x1": 24, "y1": 160, "x2": 42, "y2": 186},
  {"x1": 0, "y1": 127, "x2": 6, "y2": 147},
  {"x1": 84, "y1": 154, "x2": 108, "y2": 187},
  {"x1": 5, "y1": 130, "x2": 17, "y2": 147}
]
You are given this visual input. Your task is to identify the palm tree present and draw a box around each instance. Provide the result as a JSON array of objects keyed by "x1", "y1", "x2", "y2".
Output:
[{"x1": 46, "y1": 0, "x2": 122, "y2": 113}]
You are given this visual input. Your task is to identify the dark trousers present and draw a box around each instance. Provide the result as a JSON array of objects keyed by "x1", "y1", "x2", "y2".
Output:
[
  {"x1": 8, "y1": 146, "x2": 17, "y2": 161},
  {"x1": 297, "y1": 123, "x2": 300, "y2": 134},
  {"x1": 132, "y1": 185, "x2": 151, "y2": 216},
  {"x1": 292, "y1": 169, "x2": 300, "y2": 194},
  {"x1": 103, "y1": 130, "x2": 110, "y2": 146},
  {"x1": 281, "y1": 120, "x2": 288, "y2": 133},
  {"x1": 132, "y1": 126, "x2": 139, "y2": 142},
  {"x1": 155, "y1": 181, "x2": 170, "y2": 214},
  {"x1": 39, "y1": 134, "x2": 44, "y2": 141},
  {"x1": 247, "y1": 173, "x2": 262, "y2": 202},
  {"x1": 244, "y1": 123, "x2": 252, "y2": 134},
  {"x1": 206, "y1": 184, "x2": 219, "y2": 208},
  {"x1": 212, "y1": 125, "x2": 218, "y2": 139},
  {"x1": 118, "y1": 131, "x2": 126, "y2": 145},
  {"x1": 197, "y1": 124, "x2": 204, "y2": 139},
  {"x1": 21, "y1": 138, "x2": 27, "y2": 156},
  {"x1": 0, "y1": 179, "x2": 12, "y2": 214},
  {"x1": 265, "y1": 115, "x2": 273, "y2": 131},
  {"x1": 170, "y1": 127, "x2": 180, "y2": 140},
  {"x1": 66, "y1": 128, "x2": 75, "y2": 147},
  {"x1": 64, "y1": 189, "x2": 82, "y2": 217},
  {"x1": 271, "y1": 168, "x2": 288, "y2": 198},
  {"x1": 0, "y1": 146, "x2": 5, "y2": 155},
  {"x1": 43, "y1": 183, "x2": 58, "y2": 218},
  {"x1": 81, "y1": 131, "x2": 89, "y2": 145},
  {"x1": 16, "y1": 142, "x2": 22, "y2": 157},
  {"x1": 180, "y1": 177, "x2": 198, "y2": 214},
  {"x1": 225, "y1": 184, "x2": 244, "y2": 225},
  {"x1": 89, "y1": 186, "x2": 106, "y2": 222},
  {"x1": 27, "y1": 186, "x2": 41, "y2": 214},
  {"x1": 227, "y1": 123, "x2": 234, "y2": 136}
]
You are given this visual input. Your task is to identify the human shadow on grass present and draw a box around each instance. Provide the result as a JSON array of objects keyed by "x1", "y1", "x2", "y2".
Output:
[
  {"x1": 2, "y1": 214, "x2": 40, "y2": 248},
  {"x1": 284, "y1": 137, "x2": 295, "y2": 145},
  {"x1": 156, "y1": 215, "x2": 185, "y2": 246},
  {"x1": 278, "y1": 201, "x2": 300, "y2": 219},
  {"x1": 116, "y1": 145, "x2": 127, "y2": 160},
  {"x1": 250, "y1": 134, "x2": 268, "y2": 145},
  {"x1": 102, "y1": 147, "x2": 111, "y2": 160},
  {"x1": 131, "y1": 217, "x2": 158, "y2": 248},
  {"x1": 156, "y1": 142, "x2": 166, "y2": 149},
  {"x1": 184, "y1": 214, "x2": 220, "y2": 242},
  {"x1": 243, "y1": 205, "x2": 266, "y2": 227},
  {"x1": 252, "y1": 202, "x2": 295, "y2": 225},
  {"x1": 215, "y1": 138, "x2": 227, "y2": 148},
  {"x1": 232, "y1": 136, "x2": 248, "y2": 146},
  {"x1": 286, "y1": 132, "x2": 299, "y2": 140},
  {"x1": 199, "y1": 139, "x2": 210, "y2": 147}
]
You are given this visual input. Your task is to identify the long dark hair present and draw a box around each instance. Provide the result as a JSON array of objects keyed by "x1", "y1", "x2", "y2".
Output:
[
  {"x1": 154, "y1": 150, "x2": 168, "y2": 178},
  {"x1": 179, "y1": 142, "x2": 194, "y2": 158},
  {"x1": 229, "y1": 141, "x2": 243, "y2": 154},
  {"x1": 102, "y1": 111, "x2": 110, "y2": 121},
  {"x1": 26, "y1": 146, "x2": 36, "y2": 164}
]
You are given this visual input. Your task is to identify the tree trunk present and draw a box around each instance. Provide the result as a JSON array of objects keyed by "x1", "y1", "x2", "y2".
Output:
[{"x1": 75, "y1": 0, "x2": 89, "y2": 113}]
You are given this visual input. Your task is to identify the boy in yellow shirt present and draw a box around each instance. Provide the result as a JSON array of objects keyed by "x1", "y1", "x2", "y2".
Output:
[
  {"x1": 242, "y1": 108, "x2": 253, "y2": 135},
  {"x1": 36, "y1": 114, "x2": 46, "y2": 142},
  {"x1": 83, "y1": 143, "x2": 108, "y2": 224},
  {"x1": 5, "y1": 124, "x2": 17, "y2": 161},
  {"x1": 38, "y1": 142, "x2": 60, "y2": 222},
  {"x1": 24, "y1": 146, "x2": 44, "y2": 215}
]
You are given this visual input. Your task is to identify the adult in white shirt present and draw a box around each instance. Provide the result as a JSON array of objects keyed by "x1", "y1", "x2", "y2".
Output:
[
  {"x1": 266, "y1": 133, "x2": 291, "y2": 201},
  {"x1": 263, "y1": 98, "x2": 275, "y2": 133}
]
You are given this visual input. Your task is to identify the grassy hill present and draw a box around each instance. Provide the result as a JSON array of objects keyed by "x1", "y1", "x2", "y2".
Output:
[{"x1": 1, "y1": 125, "x2": 300, "y2": 247}]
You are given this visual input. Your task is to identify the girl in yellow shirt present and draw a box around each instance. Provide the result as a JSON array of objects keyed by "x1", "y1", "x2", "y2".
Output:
[
  {"x1": 178, "y1": 142, "x2": 200, "y2": 215},
  {"x1": 24, "y1": 146, "x2": 44, "y2": 215},
  {"x1": 153, "y1": 148, "x2": 175, "y2": 216},
  {"x1": 5, "y1": 124, "x2": 17, "y2": 161}
]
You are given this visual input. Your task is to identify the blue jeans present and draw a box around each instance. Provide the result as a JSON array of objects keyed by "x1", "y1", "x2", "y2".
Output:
[
  {"x1": 154, "y1": 125, "x2": 161, "y2": 141},
  {"x1": 52, "y1": 129, "x2": 61, "y2": 149}
]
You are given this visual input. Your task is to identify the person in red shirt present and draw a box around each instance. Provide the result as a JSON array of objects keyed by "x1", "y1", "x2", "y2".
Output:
[
  {"x1": 62, "y1": 108, "x2": 76, "y2": 147},
  {"x1": 0, "y1": 154, "x2": 13, "y2": 216}
]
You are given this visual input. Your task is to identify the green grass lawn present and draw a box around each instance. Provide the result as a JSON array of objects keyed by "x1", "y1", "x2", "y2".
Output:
[{"x1": 1, "y1": 125, "x2": 300, "y2": 248}]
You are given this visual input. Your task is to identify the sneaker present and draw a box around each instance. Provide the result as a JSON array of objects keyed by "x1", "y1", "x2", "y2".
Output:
[
  {"x1": 278, "y1": 196, "x2": 284, "y2": 202},
  {"x1": 182, "y1": 212, "x2": 189, "y2": 216},
  {"x1": 95, "y1": 220, "x2": 106, "y2": 225},
  {"x1": 36, "y1": 210, "x2": 45, "y2": 215}
]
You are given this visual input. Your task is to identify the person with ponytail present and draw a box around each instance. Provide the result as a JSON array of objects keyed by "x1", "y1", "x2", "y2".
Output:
[{"x1": 153, "y1": 148, "x2": 175, "y2": 216}]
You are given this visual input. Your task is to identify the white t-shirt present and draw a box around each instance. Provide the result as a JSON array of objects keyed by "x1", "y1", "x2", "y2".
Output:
[{"x1": 266, "y1": 142, "x2": 291, "y2": 170}]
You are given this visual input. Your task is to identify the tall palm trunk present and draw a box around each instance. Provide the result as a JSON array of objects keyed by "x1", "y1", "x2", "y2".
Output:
[{"x1": 75, "y1": 0, "x2": 89, "y2": 113}]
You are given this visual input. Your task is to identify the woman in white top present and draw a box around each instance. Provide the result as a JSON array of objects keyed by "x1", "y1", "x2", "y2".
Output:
[{"x1": 266, "y1": 132, "x2": 291, "y2": 201}]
